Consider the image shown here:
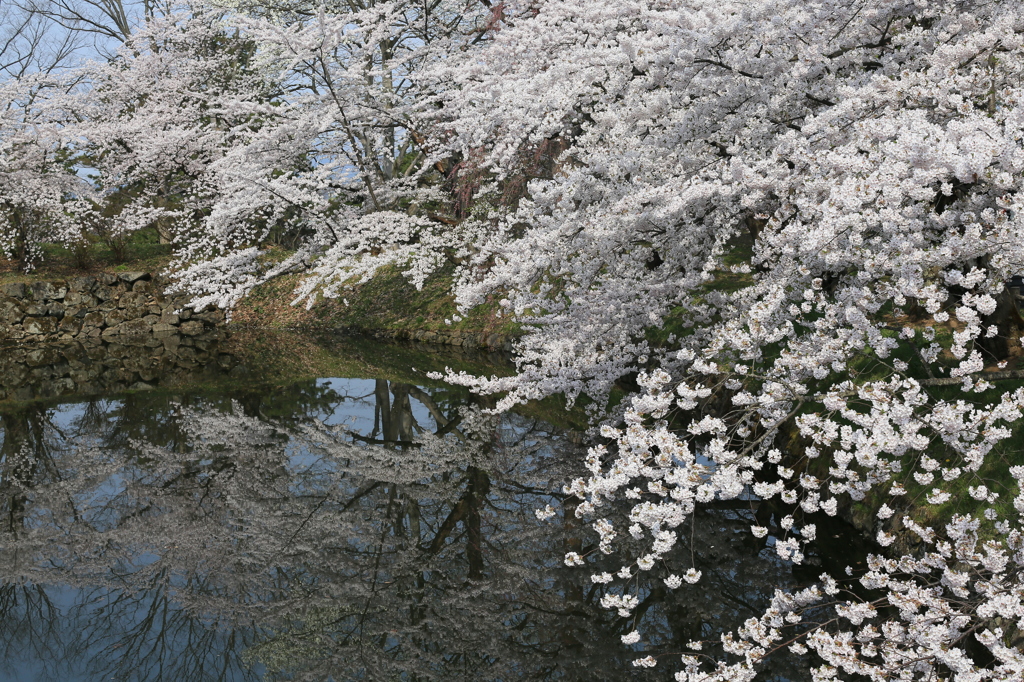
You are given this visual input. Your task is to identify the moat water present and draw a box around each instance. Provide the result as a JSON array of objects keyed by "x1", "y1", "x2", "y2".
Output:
[{"x1": 0, "y1": 332, "x2": 864, "y2": 681}]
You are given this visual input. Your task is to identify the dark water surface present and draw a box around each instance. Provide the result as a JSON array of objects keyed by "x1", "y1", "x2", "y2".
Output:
[{"x1": 0, "y1": 333, "x2": 856, "y2": 681}]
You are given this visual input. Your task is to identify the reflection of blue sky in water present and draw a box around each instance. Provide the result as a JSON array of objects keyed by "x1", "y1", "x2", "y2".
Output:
[
  {"x1": 315, "y1": 377, "x2": 436, "y2": 429},
  {"x1": 0, "y1": 397, "x2": 262, "y2": 680},
  {"x1": 0, "y1": 582, "x2": 266, "y2": 682}
]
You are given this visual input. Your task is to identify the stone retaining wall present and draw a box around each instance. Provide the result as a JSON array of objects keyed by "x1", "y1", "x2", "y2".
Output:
[{"x1": 0, "y1": 272, "x2": 224, "y2": 343}]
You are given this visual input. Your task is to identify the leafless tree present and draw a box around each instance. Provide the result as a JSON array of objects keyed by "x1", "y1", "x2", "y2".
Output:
[{"x1": 0, "y1": 0, "x2": 79, "y2": 77}]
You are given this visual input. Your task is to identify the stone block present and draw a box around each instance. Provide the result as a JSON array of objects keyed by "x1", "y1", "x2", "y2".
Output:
[
  {"x1": 1, "y1": 282, "x2": 25, "y2": 298},
  {"x1": 138, "y1": 367, "x2": 159, "y2": 381},
  {"x1": 82, "y1": 311, "x2": 104, "y2": 327},
  {"x1": 69, "y1": 276, "x2": 97, "y2": 293},
  {"x1": 23, "y1": 317, "x2": 57, "y2": 335},
  {"x1": 176, "y1": 346, "x2": 198, "y2": 365},
  {"x1": 132, "y1": 280, "x2": 153, "y2": 294},
  {"x1": 51, "y1": 377, "x2": 75, "y2": 395},
  {"x1": 29, "y1": 281, "x2": 67, "y2": 301},
  {"x1": 25, "y1": 347, "x2": 59, "y2": 367},
  {"x1": 118, "y1": 319, "x2": 151, "y2": 336},
  {"x1": 58, "y1": 317, "x2": 83, "y2": 335},
  {"x1": 12, "y1": 386, "x2": 35, "y2": 401},
  {"x1": 60, "y1": 342, "x2": 85, "y2": 361},
  {"x1": 5, "y1": 364, "x2": 29, "y2": 384},
  {"x1": 192, "y1": 309, "x2": 225, "y2": 325},
  {"x1": 119, "y1": 271, "x2": 149, "y2": 284},
  {"x1": 104, "y1": 310, "x2": 128, "y2": 327},
  {"x1": 122, "y1": 356, "x2": 144, "y2": 373},
  {"x1": 153, "y1": 322, "x2": 177, "y2": 334},
  {"x1": 0, "y1": 298, "x2": 26, "y2": 322},
  {"x1": 65, "y1": 290, "x2": 98, "y2": 307},
  {"x1": 115, "y1": 368, "x2": 138, "y2": 383},
  {"x1": 118, "y1": 291, "x2": 147, "y2": 309},
  {"x1": 121, "y1": 306, "x2": 147, "y2": 320},
  {"x1": 160, "y1": 309, "x2": 180, "y2": 325},
  {"x1": 179, "y1": 321, "x2": 204, "y2": 336}
]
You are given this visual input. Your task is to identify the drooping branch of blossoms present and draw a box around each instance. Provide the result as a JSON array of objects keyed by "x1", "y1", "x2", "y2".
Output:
[{"x1": 415, "y1": 0, "x2": 1024, "y2": 677}]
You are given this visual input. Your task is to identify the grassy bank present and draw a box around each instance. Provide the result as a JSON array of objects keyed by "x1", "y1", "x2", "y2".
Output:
[{"x1": 230, "y1": 262, "x2": 519, "y2": 339}]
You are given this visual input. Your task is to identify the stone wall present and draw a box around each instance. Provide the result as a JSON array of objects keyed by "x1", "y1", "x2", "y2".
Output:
[{"x1": 0, "y1": 272, "x2": 224, "y2": 343}]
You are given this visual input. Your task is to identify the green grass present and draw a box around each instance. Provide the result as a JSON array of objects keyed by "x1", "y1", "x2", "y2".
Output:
[{"x1": 312, "y1": 263, "x2": 521, "y2": 337}]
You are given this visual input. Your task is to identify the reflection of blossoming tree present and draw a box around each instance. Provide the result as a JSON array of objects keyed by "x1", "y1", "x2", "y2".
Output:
[{"x1": 0, "y1": 380, "x2": 837, "y2": 681}]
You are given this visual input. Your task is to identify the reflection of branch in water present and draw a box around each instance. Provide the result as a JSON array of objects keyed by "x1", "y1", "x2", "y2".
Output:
[
  {"x1": 0, "y1": 583, "x2": 67, "y2": 680},
  {"x1": 346, "y1": 432, "x2": 418, "y2": 447},
  {"x1": 67, "y1": 580, "x2": 259, "y2": 682},
  {"x1": 1, "y1": 405, "x2": 75, "y2": 535},
  {"x1": 408, "y1": 386, "x2": 466, "y2": 441}
]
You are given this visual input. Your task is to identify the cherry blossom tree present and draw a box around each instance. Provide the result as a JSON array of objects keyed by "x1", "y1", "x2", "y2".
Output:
[
  {"x1": 0, "y1": 0, "x2": 194, "y2": 270},
  {"x1": 0, "y1": 70, "x2": 97, "y2": 269},
  {"x1": 61, "y1": 0, "x2": 495, "y2": 310},
  {"x1": 8, "y1": 0, "x2": 1024, "y2": 677}
]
